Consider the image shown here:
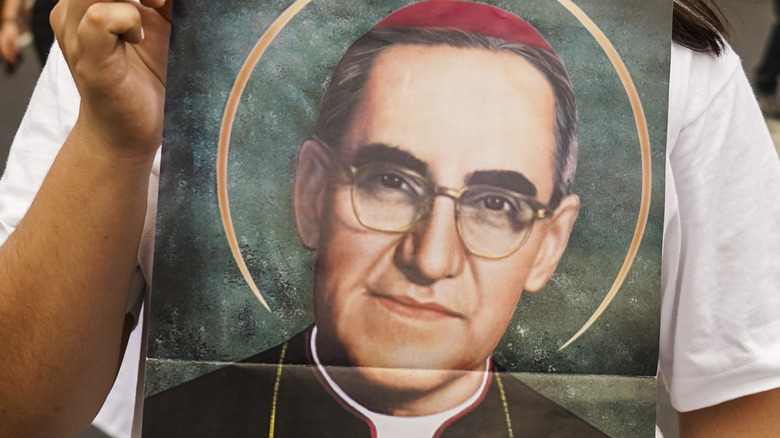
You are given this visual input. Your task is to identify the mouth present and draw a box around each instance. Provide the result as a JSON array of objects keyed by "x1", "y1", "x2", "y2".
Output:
[{"x1": 373, "y1": 293, "x2": 465, "y2": 321}]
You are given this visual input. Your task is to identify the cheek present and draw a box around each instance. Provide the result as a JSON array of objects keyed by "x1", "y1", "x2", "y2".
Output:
[
  {"x1": 477, "y1": 277, "x2": 523, "y2": 328},
  {"x1": 314, "y1": 190, "x2": 399, "y2": 312},
  {"x1": 318, "y1": 189, "x2": 391, "y2": 266},
  {"x1": 468, "y1": 254, "x2": 537, "y2": 342}
]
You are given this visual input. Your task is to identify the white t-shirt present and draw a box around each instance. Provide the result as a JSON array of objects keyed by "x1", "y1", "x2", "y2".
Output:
[
  {"x1": 662, "y1": 42, "x2": 780, "y2": 411},
  {"x1": 1, "y1": 41, "x2": 779, "y2": 437}
]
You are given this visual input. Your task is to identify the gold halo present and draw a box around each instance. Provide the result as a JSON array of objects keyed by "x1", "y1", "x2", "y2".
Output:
[
  {"x1": 216, "y1": 0, "x2": 653, "y2": 349},
  {"x1": 554, "y1": 0, "x2": 651, "y2": 350},
  {"x1": 217, "y1": 0, "x2": 313, "y2": 312}
]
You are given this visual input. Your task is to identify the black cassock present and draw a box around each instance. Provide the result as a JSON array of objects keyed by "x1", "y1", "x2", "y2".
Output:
[{"x1": 143, "y1": 328, "x2": 608, "y2": 437}]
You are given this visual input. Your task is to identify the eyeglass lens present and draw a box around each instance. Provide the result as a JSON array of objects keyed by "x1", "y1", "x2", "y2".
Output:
[{"x1": 350, "y1": 163, "x2": 539, "y2": 258}]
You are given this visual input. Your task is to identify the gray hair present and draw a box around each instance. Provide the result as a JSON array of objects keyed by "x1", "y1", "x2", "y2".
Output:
[{"x1": 315, "y1": 28, "x2": 578, "y2": 209}]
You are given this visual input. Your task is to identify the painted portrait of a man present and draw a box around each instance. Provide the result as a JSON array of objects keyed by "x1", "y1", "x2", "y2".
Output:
[{"x1": 143, "y1": 0, "x2": 667, "y2": 436}]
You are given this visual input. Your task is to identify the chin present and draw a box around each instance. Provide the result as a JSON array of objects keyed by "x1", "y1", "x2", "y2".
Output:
[
  {"x1": 345, "y1": 360, "x2": 487, "y2": 416},
  {"x1": 358, "y1": 365, "x2": 455, "y2": 393},
  {"x1": 347, "y1": 340, "x2": 487, "y2": 391}
]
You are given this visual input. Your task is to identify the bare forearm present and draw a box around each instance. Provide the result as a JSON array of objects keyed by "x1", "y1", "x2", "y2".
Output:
[
  {"x1": 0, "y1": 0, "x2": 22, "y2": 62},
  {"x1": 0, "y1": 122, "x2": 155, "y2": 437},
  {"x1": 0, "y1": 0, "x2": 171, "y2": 433},
  {"x1": 678, "y1": 387, "x2": 780, "y2": 438},
  {"x1": 1, "y1": 0, "x2": 22, "y2": 19}
]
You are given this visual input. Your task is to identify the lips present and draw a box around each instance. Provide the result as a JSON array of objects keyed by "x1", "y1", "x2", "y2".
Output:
[{"x1": 373, "y1": 293, "x2": 464, "y2": 321}]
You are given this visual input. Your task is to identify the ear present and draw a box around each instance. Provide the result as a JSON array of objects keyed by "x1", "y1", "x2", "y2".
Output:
[
  {"x1": 292, "y1": 138, "x2": 333, "y2": 250},
  {"x1": 523, "y1": 194, "x2": 580, "y2": 292}
]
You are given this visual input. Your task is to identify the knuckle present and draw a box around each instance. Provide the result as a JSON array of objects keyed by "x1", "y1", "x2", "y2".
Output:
[
  {"x1": 49, "y1": 2, "x2": 65, "y2": 35},
  {"x1": 72, "y1": 60, "x2": 92, "y2": 82},
  {"x1": 83, "y1": 4, "x2": 111, "y2": 28}
]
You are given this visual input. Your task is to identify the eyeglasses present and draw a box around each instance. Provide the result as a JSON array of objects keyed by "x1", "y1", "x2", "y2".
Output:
[{"x1": 326, "y1": 147, "x2": 552, "y2": 259}]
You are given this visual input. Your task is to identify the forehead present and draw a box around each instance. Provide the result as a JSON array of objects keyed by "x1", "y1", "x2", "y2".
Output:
[{"x1": 344, "y1": 44, "x2": 557, "y2": 198}]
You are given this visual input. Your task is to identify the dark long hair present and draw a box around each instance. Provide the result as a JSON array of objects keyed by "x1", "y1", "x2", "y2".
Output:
[{"x1": 672, "y1": 0, "x2": 729, "y2": 55}]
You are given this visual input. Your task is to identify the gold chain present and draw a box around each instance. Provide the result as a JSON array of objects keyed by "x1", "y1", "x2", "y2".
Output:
[
  {"x1": 495, "y1": 373, "x2": 515, "y2": 438},
  {"x1": 268, "y1": 342, "x2": 288, "y2": 438}
]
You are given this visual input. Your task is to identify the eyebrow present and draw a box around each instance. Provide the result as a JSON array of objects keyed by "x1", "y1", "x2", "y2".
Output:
[
  {"x1": 466, "y1": 170, "x2": 538, "y2": 197},
  {"x1": 351, "y1": 143, "x2": 538, "y2": 196},
  {"x1": 352, "y1": 143, "x2": 429, "y2": 176}
]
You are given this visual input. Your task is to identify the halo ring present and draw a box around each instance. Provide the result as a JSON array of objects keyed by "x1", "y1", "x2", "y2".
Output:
[{"x1": 216, "y1": 0, "x2": 652, "y2": 348}]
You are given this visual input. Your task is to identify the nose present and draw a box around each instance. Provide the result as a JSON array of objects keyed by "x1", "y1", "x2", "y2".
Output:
[{"x1": 394, "y1": 196, "x2": 466, "y2": 285}]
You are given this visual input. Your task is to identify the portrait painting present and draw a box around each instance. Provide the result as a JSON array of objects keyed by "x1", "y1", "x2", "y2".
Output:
[{"x1": 143, "y1": 0, "x2": 671, "y2": 436}]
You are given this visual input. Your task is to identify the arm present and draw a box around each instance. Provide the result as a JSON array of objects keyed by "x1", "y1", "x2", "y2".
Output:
[
  {"x1": 0, "y1": 0, "x2": 171, "y2": 436},
  {"x1": 678, "y1": 388, "x2": 780, "y2": 437},
  {"x1": 0, "y1": 0, "x2": 22, "y2": 64},
  {"x1": 662, "y1": 43, "x2": 780, "y2": 438}
]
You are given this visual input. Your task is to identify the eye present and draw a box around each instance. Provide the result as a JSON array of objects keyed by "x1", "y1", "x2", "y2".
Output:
[
  {"x1": 380, "y1": 173, "x2": 406, "y2": 189},
  {"x1": 482, "y1": 195, "x2": 514, "y2": 211},
  {"x1": 356, "y1": 166, "x2": 426, "y2": 200},
  {"x1": 474, "y1": 194, "x2": 518, "y2": 213},
  {"x1": 461, "y1": 189, "x2": 521, "y2": 213}
]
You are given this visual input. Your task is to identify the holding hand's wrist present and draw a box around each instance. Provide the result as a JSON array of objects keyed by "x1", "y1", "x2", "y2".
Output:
[{"x1": 1, "y1": 17, "x2": 19, "y2": 25}]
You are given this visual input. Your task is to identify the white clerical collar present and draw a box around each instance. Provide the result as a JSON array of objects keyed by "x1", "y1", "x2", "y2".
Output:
[{"x1": 310, "y1": 326, "x2": 491, "y2": 438}]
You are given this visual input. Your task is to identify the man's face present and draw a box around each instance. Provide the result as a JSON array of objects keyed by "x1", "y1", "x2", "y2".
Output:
[{"x1": 296, "y1": 44, "x2": 576, "y2": 405}]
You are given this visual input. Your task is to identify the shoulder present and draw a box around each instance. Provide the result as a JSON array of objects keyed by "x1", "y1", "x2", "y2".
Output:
[
  {"x1": 667, "y1": 41, "x2": 744, "y2": 147},
  {"x1": 665, "y1": 40, "x2": 773, "y2": 196}
]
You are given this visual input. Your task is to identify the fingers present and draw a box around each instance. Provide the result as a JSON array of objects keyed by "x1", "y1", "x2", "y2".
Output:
[
  {"x1": 80, "y1": 2, "x2": 144, "y2": 52},
  {"x1": 49, "y1": 0, "x2": 173, "y2": 93},
  {"x1": 0, "y1": 25, "x2": 20, "y2": 64},
  {"x1": 1, "y1": 44, "x2": 18, "y2": 65},
  {"x1": 138, "y1": 0, "x2": 167, "y2": 10},
  {"x1": 153, "y1": 0, "x2": 174, "y2": 23},
  {"x1": 52, "y1": 0, "x2": 150, "y2": 58},
  {"x1": 48, "y1": 0, "x2": 172, "y2": 155},
  {"x1": 85, "y1": 2, "x2": 144, "y2": 45}
]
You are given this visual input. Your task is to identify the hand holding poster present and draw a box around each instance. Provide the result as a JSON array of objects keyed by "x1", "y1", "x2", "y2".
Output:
[{"x1": 144, "y1": 1, "x2": 670, "y2": 436}]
